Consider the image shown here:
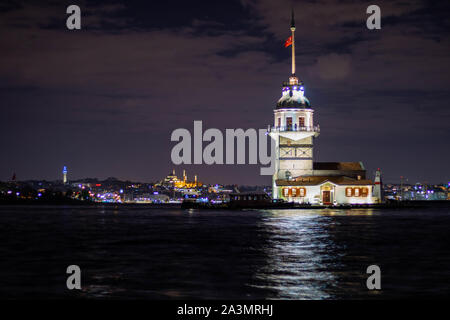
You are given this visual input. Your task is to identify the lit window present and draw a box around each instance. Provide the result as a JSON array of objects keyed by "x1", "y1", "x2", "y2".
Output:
[
  {"x1": 286, "y1": 117, "x2": 293, "y2": 130},
  {"x1": 292, "y1": 188, "x2": 297, "y2": 196},
  {"x1": 299, "y1": 188, "x2": 306, "y2": 197},
  {"x1": 298, "y1": 117, "x2": 305, "y2": 127},
  {"x1": 354, "y1": 188, "x2": 360, "y2": 197},
  {"x1": 346, "y1": 187, "x2": 352, "y2": 197},
  {"x1": 283, "y1": 188, "x2": 288, "y2": 196},
  {"x1": 361, "y1": 187, "x2": 368, "y2": 197}
]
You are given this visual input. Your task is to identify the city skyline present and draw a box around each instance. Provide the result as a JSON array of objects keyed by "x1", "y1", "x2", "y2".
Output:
[
  {"x1": 1, "y1": 0, "x2": 449, "y2": 185},
  {"x1": 6, "y1": 164, "x2": 448, "y2": 187}
]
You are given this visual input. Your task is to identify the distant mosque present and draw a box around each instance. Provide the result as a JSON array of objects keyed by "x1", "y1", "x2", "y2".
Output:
[
  {"x1": 160, "y1": 169, "x2": 201, "y2": 189},
  {"x1": 269, "y1": 11, "x2": 382, "y2": 205}
]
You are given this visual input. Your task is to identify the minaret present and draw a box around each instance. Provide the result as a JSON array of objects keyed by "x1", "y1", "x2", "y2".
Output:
[
  {"x1": 63, "y1": 166, "x2": 68, "y2": 185},
  {"x1": 268, "y1": 10, "x2": 320, "y2": 200}
]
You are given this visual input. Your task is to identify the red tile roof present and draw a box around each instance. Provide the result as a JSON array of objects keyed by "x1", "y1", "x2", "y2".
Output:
[
  {"x1": 276, "y1": 175, "x2": 373, "y2": 186},
  {"x1": 313, "y1": 162, "x2": 364, "y2": 171}
]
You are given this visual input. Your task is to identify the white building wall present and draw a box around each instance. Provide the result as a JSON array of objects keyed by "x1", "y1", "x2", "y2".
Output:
[
  {"x1": 274, "y1": 109, "x2": 314, "y2": 129},
  {"x1": 278, "y1": 184, "x2": 375, "y2": 205},
  {"x1": 334, "y1": 185, "x2": 374, "y2": 204},
  {"x1": 272, "y1": 134, "x2": 280, "y2": 199},
  {"x1": 278, "y1": 135, "x2": 314, "y2": 178},
  {"x1": 281, "y1": 185, "x2": 321, "y2": 204}
]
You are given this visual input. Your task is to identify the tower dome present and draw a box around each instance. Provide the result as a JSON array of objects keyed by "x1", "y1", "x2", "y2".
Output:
[{"x1": 276, "y1": 81, "x2": 311, "y2": 109}]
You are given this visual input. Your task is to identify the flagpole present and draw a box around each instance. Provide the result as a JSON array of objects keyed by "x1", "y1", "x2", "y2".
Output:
[{"x1": 290, "y1": 9, "x2": 295, "y2": 75}]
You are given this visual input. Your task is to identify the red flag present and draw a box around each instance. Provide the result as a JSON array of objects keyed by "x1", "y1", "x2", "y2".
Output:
[
  {"x1": 284, "y1": 35, "x2": 292, "y2": 47},
  {"x1": 12, "y1": 172, "x2": 16, "y2": 181}
]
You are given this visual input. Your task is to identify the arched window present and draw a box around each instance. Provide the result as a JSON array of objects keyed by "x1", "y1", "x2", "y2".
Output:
[
  {"x1": 286, "y1": 117, "x2": 292, "y2": 131},
  {"x1": 361, "y1": 187, "x2": 369, "y2": 197},
  {"x1": 299, "y1": 188, "x2": 306, "y2": 197},
  {"x1": 298, "y1": 117, "x2": 305, "y2": 128},
  {"x1": 346, "y1": 187, "x2": 353, "y2": 197},
  {"x1": 354, "y1": 188, "x2": 360, "y2": 197}
]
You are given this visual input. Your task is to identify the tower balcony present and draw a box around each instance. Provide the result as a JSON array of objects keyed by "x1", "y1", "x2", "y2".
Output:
[{"x1": 268, "y1": 124, "x2": 320, "y2": 133}]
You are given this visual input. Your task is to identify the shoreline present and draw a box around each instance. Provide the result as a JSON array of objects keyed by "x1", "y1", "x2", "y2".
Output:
[{"x1": 0, "y1": 199, "x2": 449, "y2": 210}]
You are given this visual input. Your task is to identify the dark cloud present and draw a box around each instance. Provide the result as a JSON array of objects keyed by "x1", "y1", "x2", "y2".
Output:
[{"x1": 0, "y1": 0, "x2": 449, "y2": 184}]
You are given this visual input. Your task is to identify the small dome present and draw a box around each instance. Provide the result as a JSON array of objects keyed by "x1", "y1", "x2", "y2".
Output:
[{"x1": 276, "y1": 93, "x2": 311, "y2": 109}]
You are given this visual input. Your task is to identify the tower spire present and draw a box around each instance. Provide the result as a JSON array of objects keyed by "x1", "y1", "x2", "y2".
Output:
[
  {"x1": 290, "y1": 8, "x2": 296, "y2": 76},
  {"x1": 291, "y1": 8, "x2": 295, "y2": 28}
]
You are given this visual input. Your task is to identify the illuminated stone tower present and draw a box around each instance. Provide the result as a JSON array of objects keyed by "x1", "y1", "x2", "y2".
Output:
[
  {"x1": 269, "y1": 11, "x2": 320, "y2": 199},
  {"x1": 63, "y1": 166, "x2": 68, "y2": 185}
]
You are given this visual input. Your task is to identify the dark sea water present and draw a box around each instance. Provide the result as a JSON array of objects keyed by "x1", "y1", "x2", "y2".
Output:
[{"x1": 0, "y1": 205, "x2": 449, "y2": 299}]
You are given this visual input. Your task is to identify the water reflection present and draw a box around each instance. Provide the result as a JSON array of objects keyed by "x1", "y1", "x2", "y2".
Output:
[
  {"x1": 2, "y1": 206, "x2": 448, "y2": 299},
  {"x1": 250, "y1": 210, "x2": 343, "y2": 299},
  {"x1": 252, "y1": 208, "x2": 406, "y2": 299},
  {"x1": 253, "y1": 209, "x2": 380, "y2": 298}
]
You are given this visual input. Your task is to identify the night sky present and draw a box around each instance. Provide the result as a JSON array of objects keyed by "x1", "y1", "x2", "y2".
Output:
[{"x1": 0, "y1": 0, "x2": 449, "y2": 185}]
